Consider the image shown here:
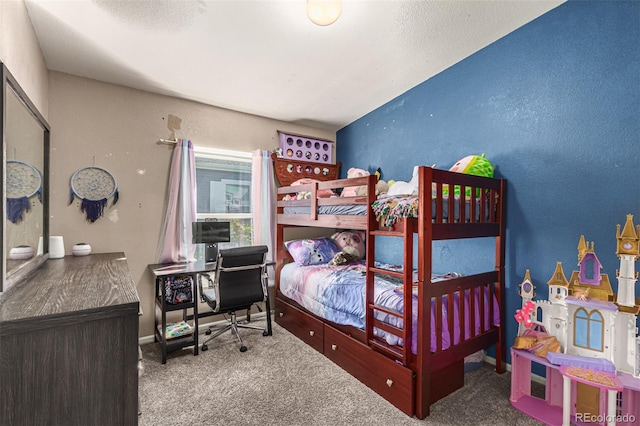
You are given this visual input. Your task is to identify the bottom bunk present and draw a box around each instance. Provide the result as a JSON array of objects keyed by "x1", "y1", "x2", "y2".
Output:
[{"x1": 273, "y1": 260, "x2": 503, "y2": 418}]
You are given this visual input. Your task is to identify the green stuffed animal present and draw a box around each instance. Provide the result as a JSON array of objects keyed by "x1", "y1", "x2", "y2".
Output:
[{"x1": 444, "y1": 153, "x2": 494, "y2": 197}]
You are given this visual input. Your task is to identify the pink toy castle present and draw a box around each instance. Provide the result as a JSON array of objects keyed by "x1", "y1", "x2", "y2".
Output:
[{"x1": 510, "y1": 214, "x2": 640, "y2": 426}]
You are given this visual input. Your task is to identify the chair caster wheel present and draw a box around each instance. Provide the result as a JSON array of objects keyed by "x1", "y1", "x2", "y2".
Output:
[
  {"x1": 201, "y1": 344, "x2": 208, "y2": 351},
  {"x1": 240, "y1": 346, "x2": 247, "y2": 352},
  {"x1": 205, "y1": 329, "x2": 211, "y2": 335}
]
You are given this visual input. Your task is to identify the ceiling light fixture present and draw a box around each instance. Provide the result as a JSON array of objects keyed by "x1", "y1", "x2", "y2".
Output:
[{"x1": 307, "y1": 0, "x2": 342, "y2": 26}]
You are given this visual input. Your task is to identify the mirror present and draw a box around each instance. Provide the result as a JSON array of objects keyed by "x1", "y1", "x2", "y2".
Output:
[{"x1": 1, "y1": 62, "x2": 50, "y2": 292}]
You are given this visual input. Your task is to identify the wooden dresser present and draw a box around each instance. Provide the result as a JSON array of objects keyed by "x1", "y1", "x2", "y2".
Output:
[{"x1": 0, "y1": 252, "x2": 140, "y2": 425}]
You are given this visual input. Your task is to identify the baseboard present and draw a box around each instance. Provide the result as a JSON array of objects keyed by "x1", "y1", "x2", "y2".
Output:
[
  {"x1": 138, "y1": 311, "x2": 270, "y2": 345},
  {"x1": 482, "y1": 354, "x2": 547, "y2": 385}
]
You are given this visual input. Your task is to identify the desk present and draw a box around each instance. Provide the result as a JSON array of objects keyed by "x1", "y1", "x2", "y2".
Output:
[{"x1": 148, "y1": 260, "x2": 217, "y2": 364}]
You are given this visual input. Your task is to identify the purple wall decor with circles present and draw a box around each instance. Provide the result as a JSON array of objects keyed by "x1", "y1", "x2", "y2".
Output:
[{"x1": 278, "y1": 131, "x2": 333, "y2": 164}]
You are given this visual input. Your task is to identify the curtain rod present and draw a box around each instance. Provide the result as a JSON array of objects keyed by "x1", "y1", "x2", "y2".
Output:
[{"x1": 158, "y1": 139, "x2": 177, "y2": 145}]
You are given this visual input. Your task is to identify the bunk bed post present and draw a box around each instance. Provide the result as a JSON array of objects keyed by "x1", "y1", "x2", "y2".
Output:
[
  {"x1": 365, "y1": 174, "x2": 378, "y2": 345},
  {"x1": 275, "y1": 223, "x2": 284, "y2": 294},
  {"x1": 402, "y1": 218, "x2": 414, "y2": 368},
  {"x1": 494, "y1": 179, "x2": 507, "y2": 374},
  {"x1": 416, "y1": 166, "x2": 433, "y2": 419}
]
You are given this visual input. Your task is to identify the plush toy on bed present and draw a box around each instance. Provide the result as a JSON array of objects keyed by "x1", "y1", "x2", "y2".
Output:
[
  {"x1": 386, "y1": 165, "x2": 420, "y2": 196},
  {"x1": 328, "y1": 230, "x2": 366, "y2": 266},
  {"x1": 282, "y1": 178, "x2": 334, "y2": 200},
  {"x1": 355, "y1": 167, "x2": 389, "y2": 196},
  {"x1": 375, "y1": 179, "x2": 389, "y2": 196},
  {"x1": 444, "y1": 153, "x2": 494, "y2": 197},
  {"x1": 341, "y1": 168, "x2": 370, "y2": 197}
]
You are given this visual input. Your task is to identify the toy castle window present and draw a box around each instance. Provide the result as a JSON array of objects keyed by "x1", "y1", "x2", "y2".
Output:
[
  {"x1": 585, "y1": 259, "x2": 595, "y2": 280},
  {"x1": 574, "y1": 308, "x2": 603, "y2": 351},
  {"x1": 579, "y1": 252, "x2": 602, "y2": 285},
  {"x1": 536, "y1": 306, "x2": 543, "y2": 322}
]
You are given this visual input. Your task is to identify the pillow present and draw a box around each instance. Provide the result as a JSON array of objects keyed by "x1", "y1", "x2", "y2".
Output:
[
  {"x1": 291, "y1": 178, "x2": 334, "y2": 198},
  {"x1": 285, "y1": 237, "x2": 340, "y2": 266}
]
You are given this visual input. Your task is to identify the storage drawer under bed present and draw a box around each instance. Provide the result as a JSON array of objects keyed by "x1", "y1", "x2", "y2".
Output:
[
  {"x1": 323, "y1": 324, "x2": 415, "y2": 416},
  {"x1": 275, "y1": 298, "x2": 324, "y2": 353}
]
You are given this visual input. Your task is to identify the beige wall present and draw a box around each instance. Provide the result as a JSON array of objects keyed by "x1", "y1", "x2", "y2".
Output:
[
  {"x1": 0, "y1": 0, "x2": 48, "y2": 118},
  {"x1": 48, "y1": 71, "x2": 335, "y2": 337},
  {"x1": 1, "y1": 0, "x2": 335, "y2": 338}
]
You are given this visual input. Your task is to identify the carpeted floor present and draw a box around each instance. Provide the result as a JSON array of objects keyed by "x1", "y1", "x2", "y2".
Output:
[{"x1": 139, "y1": 320, "x2": 544, "y2": 425}]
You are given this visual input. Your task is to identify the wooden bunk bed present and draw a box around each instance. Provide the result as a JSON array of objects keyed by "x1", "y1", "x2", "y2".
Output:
[{"x1": 271, "y1": 153, "x2": 507, "y2": 419}]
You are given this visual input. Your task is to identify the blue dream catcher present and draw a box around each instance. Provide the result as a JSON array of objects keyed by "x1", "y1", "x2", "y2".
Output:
[
  {"x1": 6, "y1": 160, "x2": 42, "y2": 224},
  {"x1": 69, "y1": 166, "x2": 119, "y2": 223}
]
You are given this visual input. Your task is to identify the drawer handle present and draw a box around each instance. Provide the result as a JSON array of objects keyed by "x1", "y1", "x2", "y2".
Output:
[
  {"x1": 279, "y1": 312, "x2": 283, "y2": 318},
  {"x1": 309, "y1": 330, "x2": 315, "y2": 336},
  {"x1": 331, "y1": 344, "x2": 337, "y2": 351},
  {"x1": 386, "y1": 379, "x2": 393, "y2": 388}
]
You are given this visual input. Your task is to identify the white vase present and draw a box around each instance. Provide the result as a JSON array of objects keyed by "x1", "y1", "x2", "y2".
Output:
[{"x1": 49, "y1": 236, "x2": 65, "y2": 259}]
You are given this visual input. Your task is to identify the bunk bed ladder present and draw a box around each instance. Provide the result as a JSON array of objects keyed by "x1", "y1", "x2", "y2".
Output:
[{"x1": 366, "y1": 209, "x2": 415, "y2": 369}]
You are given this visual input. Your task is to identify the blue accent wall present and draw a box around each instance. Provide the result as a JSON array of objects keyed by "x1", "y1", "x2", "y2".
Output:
[{"x1": 337, "y1": 1, "x2": 639, "y2": 364}]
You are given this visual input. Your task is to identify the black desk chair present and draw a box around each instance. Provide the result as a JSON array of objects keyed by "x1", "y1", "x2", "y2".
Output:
[{"x1": 198, "y1": 245, "x2": 273, "y2": 352}]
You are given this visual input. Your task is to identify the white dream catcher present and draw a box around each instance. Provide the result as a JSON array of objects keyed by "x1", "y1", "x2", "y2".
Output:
[
  {"x1": 6, "y1": 160, "x2": 42, "y2": 224},
  {"x1": 69, "y1": 166, "x2": 119, "y2": 222}
]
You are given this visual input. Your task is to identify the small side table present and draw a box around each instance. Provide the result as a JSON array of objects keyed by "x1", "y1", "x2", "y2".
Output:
[{"x1": 148, "y1": 261, "x2": 216, "y2": 363}]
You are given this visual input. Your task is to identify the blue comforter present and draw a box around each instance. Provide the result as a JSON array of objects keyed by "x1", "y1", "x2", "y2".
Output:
[{"x1": 280, "y1": 261, "x2": 499, "y2": 353}]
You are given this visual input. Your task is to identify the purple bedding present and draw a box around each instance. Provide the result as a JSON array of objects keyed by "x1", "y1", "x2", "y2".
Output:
[{"x1": 280, "y1": 261, "x2": 500, "y2": 354}]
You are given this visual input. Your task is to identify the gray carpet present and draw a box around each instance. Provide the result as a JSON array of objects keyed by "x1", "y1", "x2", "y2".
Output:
[{"x1": 139, "y1": 319, "x2": 544, "y2": 425}]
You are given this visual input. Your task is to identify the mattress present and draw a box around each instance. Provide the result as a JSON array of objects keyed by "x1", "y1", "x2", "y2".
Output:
[
  {"x1": 283, "y1": 195, "x2": 488, "y2": 227},
  {"x1": 283, "y1": 204, "x2": 367, "y2": 216},
  {"x1": 279, "y1": 261, "x2": 500, "y2": 354}
]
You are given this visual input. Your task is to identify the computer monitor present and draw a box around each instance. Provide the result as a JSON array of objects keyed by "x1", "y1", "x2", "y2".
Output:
[
  {"x1": 192, "y1": 221, "x2": 231, "y2": 262},
  {"x1": 192, "y1": 221, "x2": 231, "y2": 244}
]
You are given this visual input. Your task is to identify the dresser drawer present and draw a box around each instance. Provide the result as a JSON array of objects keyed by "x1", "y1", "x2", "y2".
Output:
[
  {"x1": 323, "y1": 324, "x2": 415, "y2": 416},
  {"x1": 275, "y1": 298, "x2": 324, "y2": 353}
]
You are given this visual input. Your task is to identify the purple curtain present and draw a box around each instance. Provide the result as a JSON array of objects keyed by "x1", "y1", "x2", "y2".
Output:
[
  {"x1": 156, "y1": 139, "x2": 197, "y2": 264},
  {"x1": 251, "y1": 150, "x2": 276, "y2": 258}
]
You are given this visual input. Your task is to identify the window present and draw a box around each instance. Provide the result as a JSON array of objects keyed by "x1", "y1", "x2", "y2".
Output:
[
  {"x1": 536, "y1": 306, "x2": 543, "y2": 323},
  {"x1": 585, "y1": 259, "x2": 595, "y2": 280},
  {"x1": 194, "y1": 146, "x2": 252, "y2": 259},
  {"x1": 574, "y1": 308, "x2": 603, "y2": 351}
]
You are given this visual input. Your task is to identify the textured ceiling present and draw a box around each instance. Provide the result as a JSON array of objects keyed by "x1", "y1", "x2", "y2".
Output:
[{"x1": 24, "y1": 0, "x2": 564, "y2": 130}]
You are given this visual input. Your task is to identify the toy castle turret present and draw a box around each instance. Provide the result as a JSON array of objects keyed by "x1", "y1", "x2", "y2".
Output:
[
  {"x1": 615, "y1": 214, "x2": 640, "y2": 308},
  {"x1": 517, "y1": 270, "x2": 536, "y2": 336},
  {"x1": 547, "y1": 262, "x2": 569, "y2": 304}
]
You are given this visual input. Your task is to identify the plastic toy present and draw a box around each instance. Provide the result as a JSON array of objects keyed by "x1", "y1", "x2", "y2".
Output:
[{"x1": 510, "y1": 214, "x2": 640, "y2": 426}]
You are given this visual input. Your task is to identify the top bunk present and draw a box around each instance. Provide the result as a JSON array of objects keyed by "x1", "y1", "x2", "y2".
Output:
[{"x1": 272, "y1": 153, "x2": 506, "y2": 240}]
